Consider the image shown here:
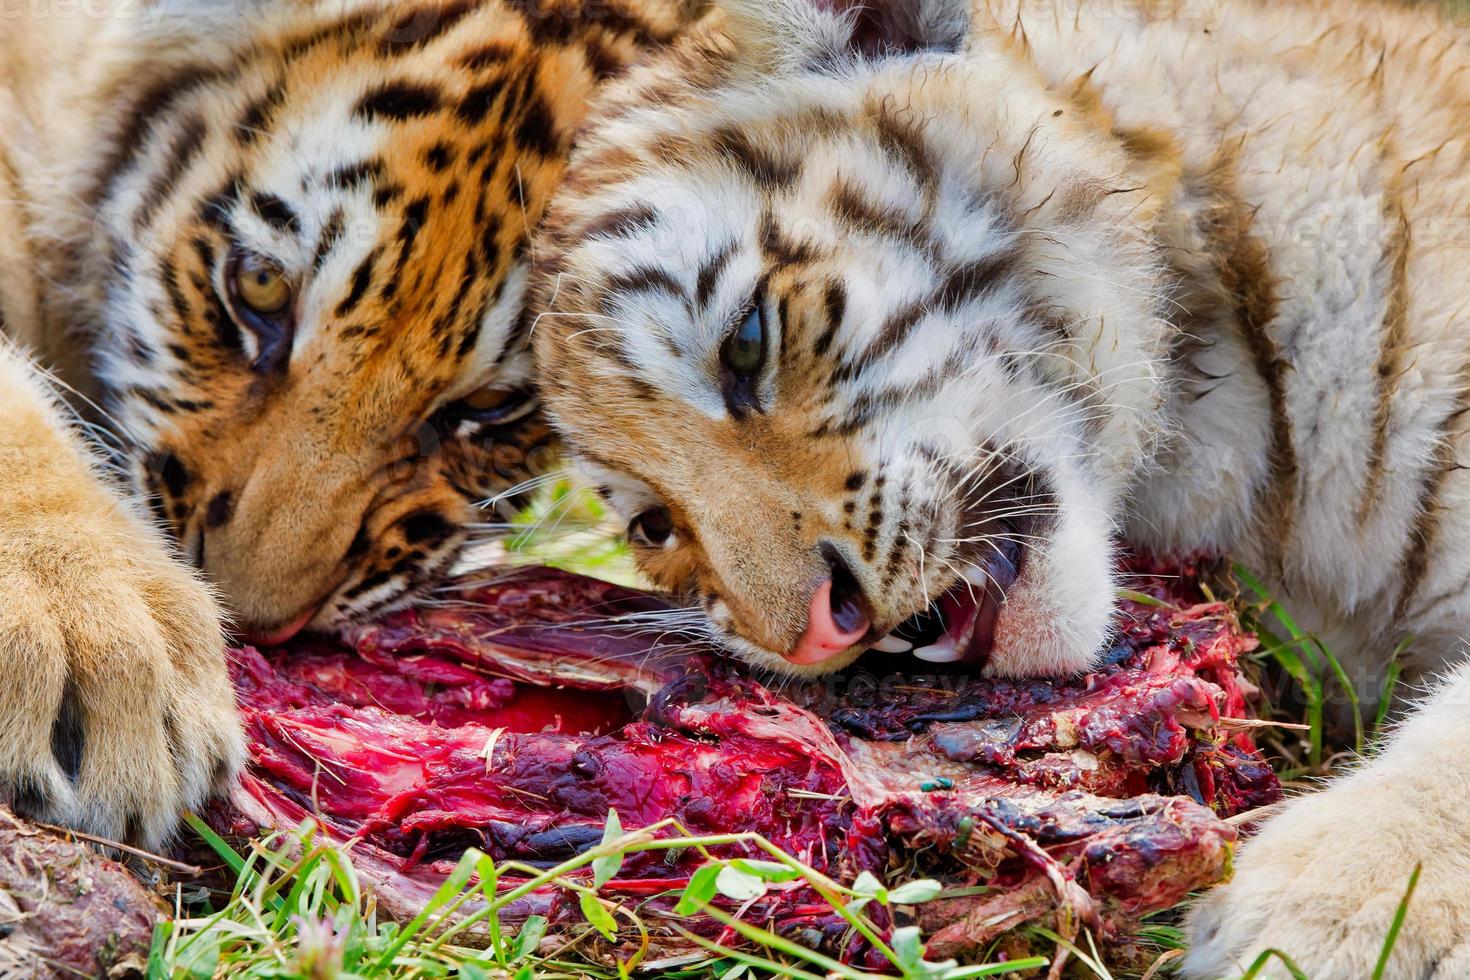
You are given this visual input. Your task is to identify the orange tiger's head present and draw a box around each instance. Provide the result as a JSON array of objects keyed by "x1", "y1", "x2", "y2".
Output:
[
  {"x1": 535, "y1": 0, "x2": 1171, "y2": 677},
  {"x1": 89, "y1": 0, "x2": 694, "y2": 641}
]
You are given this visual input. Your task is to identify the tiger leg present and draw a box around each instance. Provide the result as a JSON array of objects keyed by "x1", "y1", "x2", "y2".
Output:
[
  {"x1": 1184, "y1": 659, "x2": 1470, "y2": 979},
  {"x1": 0, "y1": 340, "x2": 242, "y2": 847}
]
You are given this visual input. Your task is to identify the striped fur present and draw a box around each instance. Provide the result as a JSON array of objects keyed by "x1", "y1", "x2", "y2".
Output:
[
  {"x1": 533, "y1": 0, "x2": 1470, "y2": 973},
  {"x1": 0, "y1": 0, "x2": 693, "y2": 847}
]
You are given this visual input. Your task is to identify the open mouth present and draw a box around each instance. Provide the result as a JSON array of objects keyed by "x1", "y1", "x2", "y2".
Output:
[{"x1": 870, "y1": 537, "x2": 1023, "y2": 666}]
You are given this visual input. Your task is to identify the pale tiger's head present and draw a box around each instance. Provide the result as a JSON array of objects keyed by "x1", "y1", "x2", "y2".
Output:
[
  {"x1": 86, "y1": 0, "x2": 692, "y2": 641},
  {"x1": 535, "y1": 0, "x2": 1173, "y2": 677}
]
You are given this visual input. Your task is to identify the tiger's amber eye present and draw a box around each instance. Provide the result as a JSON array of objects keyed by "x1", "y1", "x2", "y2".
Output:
[
  {"x1": 233, "y1": 253, "x2": 292, "y2": 316},
  {"x1": 464, "y1": 388, "x2": 517, "y2": 413}
]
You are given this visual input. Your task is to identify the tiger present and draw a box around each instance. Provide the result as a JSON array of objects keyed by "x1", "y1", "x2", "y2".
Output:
[
  {"x1": 0, "y1": 0, "x2": 696, "y2": 850},
  {"x1": 530, "y1": 0, "x2": 1470, "y2": 974}
]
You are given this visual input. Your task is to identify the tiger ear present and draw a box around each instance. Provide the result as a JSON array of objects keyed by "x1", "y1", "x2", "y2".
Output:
[{"x1": 717, "y1": 0, "x2": 969, "y2": 73}]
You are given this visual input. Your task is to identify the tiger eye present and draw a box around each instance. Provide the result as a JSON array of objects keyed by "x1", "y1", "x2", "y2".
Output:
[
  {"x1": 464, "y1": 387, "x2": 516, "y2": 413},
  {"x1": 723, "y1": 305, "x2": 765, "y2": 376},
  {"x1": 233, "y1": 253, "x2": 292, "y2": 317}
]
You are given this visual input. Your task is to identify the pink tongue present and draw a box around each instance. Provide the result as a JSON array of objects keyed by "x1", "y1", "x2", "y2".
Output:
[
  {"x1": 245, "y1": 606, "x2": 319, "y2": 648},
  {"x1": 787, "y1": 580, "x2": 870, "y2": 666},
  {"x1": 937, "y1": 586, "x2": 981, "y2": 641}
]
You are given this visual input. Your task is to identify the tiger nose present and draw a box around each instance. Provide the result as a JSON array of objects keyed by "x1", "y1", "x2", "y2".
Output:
[{"x1": 786, "y1": 552, "x2": 870, "y2": 665}]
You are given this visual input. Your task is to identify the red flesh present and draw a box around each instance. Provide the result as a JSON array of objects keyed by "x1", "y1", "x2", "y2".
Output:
[{"x1": 209, "y1": 562, "x2": 1279, "y2": 958}]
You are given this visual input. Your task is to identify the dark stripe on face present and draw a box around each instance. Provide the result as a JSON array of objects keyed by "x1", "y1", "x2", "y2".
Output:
[
  {"x1": 95, "y1": 62, "x2": 231, "y2": 207},
  {"x1": 423, "y1": 142, "x2": 457, "y2": 171},
  {"x1": 198, "y1": 175, "x2": 243, "y2": 232},
  {"x1": 712, "y1": 127, "x2": 800, "y2": 187},
  {"x1": 841, "y1": 299, "x2": 928, "y2": 380},
  {"x1": 459, "y1": 41, "x2": 516, "y2": 69},
  {"x1": 355, "y1": 81, "x2": 443, "y2": 120},
  {"x1": 281, "y1": 10, "x2": 376, "y2": 58},
  {"x1": 336, "y1": 247, "x2": 382, "y2": 317},
  {"x1": 313, "y1": 208, "x2": 345, "y2": 270},
  {"x1": 828, "y1": 180, "x2": 919, "y2": 241},
  {"x1": 458, "y1": 79, "x2": 507, "y2": 124},
  {"x1": 936, "y1": 250, "x2": 1021, "y2": 311},
  {"x1": 514, "y1": 90, "x2": 561, "y2": 156},
  {"x1": 694, "y1": 240, "x2": 738, "y2": 310},
  {"x1": 871, "y1": 106, "x2": 936, "y2": 189},
  {"x1": 251, "y1": 192, "x2": 301, "y2": 233},
  {"x1": 760, "y1": 213, "x2": 818, "y2": 266},
  {"x1": 813, "y1": 279, "x2": 846, "y2": 357},
  {"x1": 236, "y1": 81, "x2": 286, "y2": 142},
  {"x1": 161, "y1": 258, "x2": 194, "y2": 336},
  {"x1": 391, "y1": 195, "x2": 432, "y2": 282},
  {"x1": 604, "y1": 266, "x2": 686, "y2": 301},
  {"x1": 134, "y1": 114, "x2": 208, "y2": 232},
  {"x1": 496, "y1": 303, "x2": 535, "y2": 367},
  {"x1": 328, "y1": 158, "x2": 387, "y2": 189},
  {"x1": 583, "y1": 203, "x2": 661, "y2": 242}
]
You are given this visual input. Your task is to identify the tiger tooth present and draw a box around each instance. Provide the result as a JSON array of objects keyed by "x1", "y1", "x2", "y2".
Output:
[
  {"x1": 963, "y1": 567, "x2": 992, "y2": 588},
  {"x1": 871, "y1": 633, "x2": 912, "y2": 653},
  {"x1": 914, "y1": 642, "x2": 963, "y2": 663}
]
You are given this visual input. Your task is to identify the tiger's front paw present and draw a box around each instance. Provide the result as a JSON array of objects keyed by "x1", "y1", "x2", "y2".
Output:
[
  {"x1": 0, "y1": 502, "x2": 244, "y2": 848},
  {"x1": 1184, "y1": 765, "x2": 1470, "y2": 979}
]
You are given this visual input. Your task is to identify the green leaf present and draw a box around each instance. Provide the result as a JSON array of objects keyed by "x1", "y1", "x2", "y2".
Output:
[
  {"x1": 145, "y1": 921, "x2": 172, "y2": 980},
  {"x1": 592, "y1": 809, "x2": 624, "y2": 888},
  {"x1": 184, "y1": 812, "x2": 247, "y2": 877},
  {"x1": 887, "y1": 879, "x2": 944, "y2": 905},
  {"x1": 715, "y1": 864, "x2": 767, "y2": 902},
  {"x1": 728, "y1": 858, "x2": 800, "y2": 883},
  {"x1": 1241, "y1": 949, "x2": 1308, "y2": 980},
  {"x1": 513, "y1": 965, "x2": 536, "y2": 980},
  {"x1": 579, "y1": 891, "x2": 618, "y2": 941},
  {"x1": 849, "y1": 870, "x2": 883, "y2": 898},
  {"x1": 459, "y1": 963, "x2": 491, "y2": 980},
  {"x1": 675, "y1": 864, "x2": 721, "y2": 914},
  {"x1": 509, "y1": 915, "x2": 548, "y2": 963},
  {"x1": 891, "y1": 926, "x2": 926, "y2": 972},
  {"x1": 1117, "y1": 587, "x2": 1171, "y2": 609},
  {"x1": 174, "y1": 926, "x2": 220, "y2": 979}
]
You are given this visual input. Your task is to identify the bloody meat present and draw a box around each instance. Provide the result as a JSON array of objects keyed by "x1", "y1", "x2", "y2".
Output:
[
  {"x1": 0, "y1": 806, "x2": 163, "y2": 976},
  {"x1": 210, "y1": 563, "x2": 1279, "y2": 960}
]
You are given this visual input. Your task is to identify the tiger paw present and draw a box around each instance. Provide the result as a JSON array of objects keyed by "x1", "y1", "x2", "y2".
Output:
[
  {"x1": 1183, "y1": 761, "x2": 1470, "y2": 979},
  {"x1": 0, "y1": 490, "x2": 244, "y2": 848}
]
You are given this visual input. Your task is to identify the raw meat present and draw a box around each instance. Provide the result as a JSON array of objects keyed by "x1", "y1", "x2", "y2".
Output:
[
  {"x1": 0, "y1": 806, "x2": 163, "y2": 977},
  {"x1": 211, "y1": 563, "x2": 1279, "y2": 960}
]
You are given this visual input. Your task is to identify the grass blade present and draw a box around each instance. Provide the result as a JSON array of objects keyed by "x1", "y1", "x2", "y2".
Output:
[{"x1": 1372, "y1": 864, "x2": 1422, "y2": 980}]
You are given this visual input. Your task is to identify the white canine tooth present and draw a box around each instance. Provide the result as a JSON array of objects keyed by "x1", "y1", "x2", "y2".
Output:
[
  {"x1": 871, "y1": 633, "x2": 913, "y2": 653},
  {"x1": 963, "y1": 567, "x2": 992, "y2": 588},
  {"x1": 914, "y1": 642, "x2": 964, "y2": 663}
]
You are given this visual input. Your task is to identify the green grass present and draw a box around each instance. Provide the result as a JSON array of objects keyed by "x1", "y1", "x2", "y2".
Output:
[{"x1": 153, "y1": 810, "x2": 1046, "y2": 980}]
